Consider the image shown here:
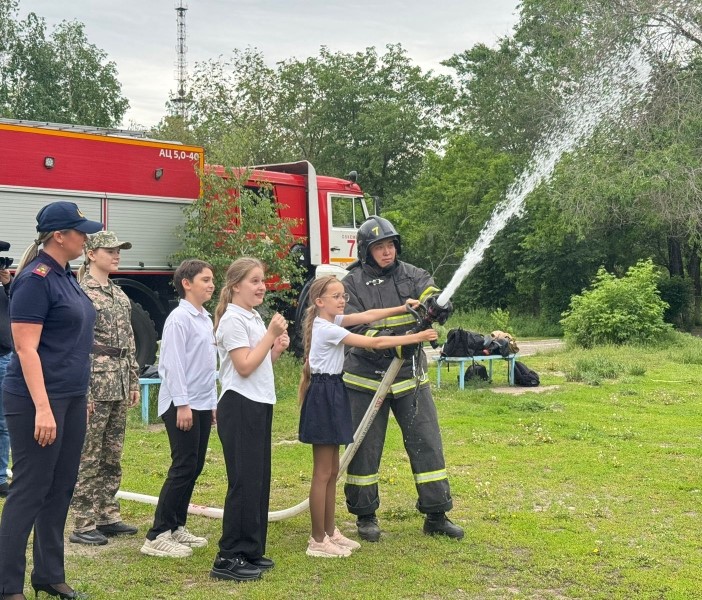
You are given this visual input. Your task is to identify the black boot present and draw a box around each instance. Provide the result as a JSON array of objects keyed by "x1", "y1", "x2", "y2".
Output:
[
  {"x1": 356, "y1": 513, "x2": 381, "y2": 542},
  {"x1": 423, "y1": 513, "x2": 464, "y2": 539}
]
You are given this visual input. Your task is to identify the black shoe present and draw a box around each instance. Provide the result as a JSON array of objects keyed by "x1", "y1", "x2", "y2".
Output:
[
  {"x1": 69, "y1": 529, "x2": 108, "y2": 546},
  {"x1": 210, "y1": 555, "x2": 262, "y2": 582},
  {"x1": 356, "y1": 513, "x2": 381, "y2": 542},
  {"x1": 31, "y1": 583, "x2": 87, "y2": 599},
  {"x1": 97, "y1": 521, "x2": 138, "y2": 536},
  {"x1": 423, "y1": 513, "x2": 464, "y2": 539},
  {"x1": 0, "y1": 481, "x2": 8, "y2": 497},
  {"x1": 1, "y1": 594, "x2": 27, "y2": 599},
  {"x1": 248, "y1": 556, "x2": 274, "y2": 570}
]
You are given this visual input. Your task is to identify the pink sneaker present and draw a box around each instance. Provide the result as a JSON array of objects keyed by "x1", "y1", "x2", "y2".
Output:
[
  {"x1": 306, "y1": 535, "x2": 352, "y2": 558},
  {"x1": 329, "y1": 527, "x2": 361, "y2": 551}
]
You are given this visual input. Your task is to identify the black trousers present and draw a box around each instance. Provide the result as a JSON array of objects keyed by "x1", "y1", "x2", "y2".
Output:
[
  {"x1": 217, "y1": 390, "x2": 272, "y2": 560},
  {"x1": 0, "y1": 390, "x2": 87, "y2": 594},
  {"x1": 146, "y1": 403, "x2": 212, "y2": 540},
  {"x1": 343, "y1": 385, "x2": 453, "y2": 516}
]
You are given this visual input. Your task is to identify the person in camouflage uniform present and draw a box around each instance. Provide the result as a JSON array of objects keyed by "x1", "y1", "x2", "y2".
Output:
[{"x1": 69, "y1": 231, "x2": 140, "y2": 545}]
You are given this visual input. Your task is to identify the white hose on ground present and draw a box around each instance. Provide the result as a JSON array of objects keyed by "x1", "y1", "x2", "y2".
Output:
[
  {"x1": 115, "y1": 490, "x2": 224, "y2": 519},
  {"x1": 116, "y1": 357, "x2": 405, "y2": 523}
]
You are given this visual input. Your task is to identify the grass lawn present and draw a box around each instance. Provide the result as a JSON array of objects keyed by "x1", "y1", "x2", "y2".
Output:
[{"x1": 4, "y1": 337, "x2": 702, "y2": 599}]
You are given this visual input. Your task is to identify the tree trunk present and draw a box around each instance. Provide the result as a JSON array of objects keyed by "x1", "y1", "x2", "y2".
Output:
[
  {"x1": 687, "y1": 245, "x2": 701, "y2": 326},
  {"x1": 668, "y1": 236, "x2": 684, "y2": 276}
]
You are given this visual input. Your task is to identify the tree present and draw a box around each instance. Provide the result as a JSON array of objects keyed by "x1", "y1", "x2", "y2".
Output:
[
  {"x1": 173, "y1": 164, "x2": 305, "y2": 313},
  {"x1": 0, "y1": 0, "x2": 128, "y2": 126},
  {"x1": 166, "y1": 44, "x2": 455, "y2": 203},
  {"x1": 383, "y1": 132, "x2": 513, "y2": 289}
]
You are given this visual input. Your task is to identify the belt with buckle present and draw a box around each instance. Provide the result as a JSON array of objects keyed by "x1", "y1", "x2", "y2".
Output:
[{"x1": 93, "y1": 344, "x2": 129, "y2": 358}]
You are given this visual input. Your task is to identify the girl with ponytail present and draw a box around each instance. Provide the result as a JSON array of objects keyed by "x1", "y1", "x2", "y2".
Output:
[
  {"x1": 210, "y1": 258, "x2": 289, "y2": 582},
  {"x1": 297, "y1": 275, "x2": 437, "y2": 558}
]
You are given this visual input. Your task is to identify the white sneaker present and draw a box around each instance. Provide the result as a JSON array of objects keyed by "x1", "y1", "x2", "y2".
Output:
[
  {"x1": 306, "y1": 535, "x2": 352, "y2": 558},
  {"x1": 171, "y1": 526, "x2": 208, "y2": 548},
  {"x1": 140, "y1": 530, "x2": 193, "y2": 558},
  {"x1": 329, "y1": 527, "x2": 361, "y2": 551}
]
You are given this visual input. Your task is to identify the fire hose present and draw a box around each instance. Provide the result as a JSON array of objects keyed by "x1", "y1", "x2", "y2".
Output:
[{"x1": 116, "y1": 296, "x2": 451, "y2": 522}]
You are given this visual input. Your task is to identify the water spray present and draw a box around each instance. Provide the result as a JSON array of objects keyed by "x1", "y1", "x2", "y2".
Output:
[{"x1": 437, "y1": 43, "x2": 653, "y2": 307}]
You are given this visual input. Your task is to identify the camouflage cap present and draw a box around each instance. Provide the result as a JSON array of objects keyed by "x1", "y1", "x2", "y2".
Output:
[{"x1": 86, "y1": 231, "x2": 132, "y2": 251}]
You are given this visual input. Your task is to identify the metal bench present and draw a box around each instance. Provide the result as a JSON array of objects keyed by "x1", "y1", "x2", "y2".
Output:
[
  {"x1": 138, "y1": 377, "x2": 161, "y2": 424},
  {"x1": 139, "y1": 373, "x2": 219, "y2": 424},
  {"x1": 434, "y1": 354, "x2": 518, "y2": 389}
]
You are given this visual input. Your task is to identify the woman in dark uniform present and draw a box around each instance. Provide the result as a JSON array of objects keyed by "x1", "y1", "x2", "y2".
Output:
[{"x1": 0, "y1": 201, "x2": 102, "y2": 600}]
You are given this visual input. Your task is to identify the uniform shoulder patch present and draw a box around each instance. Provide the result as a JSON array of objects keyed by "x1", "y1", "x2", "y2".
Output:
[{"x1": 32, "y1": 263, "x2": 52, "y2": 277}]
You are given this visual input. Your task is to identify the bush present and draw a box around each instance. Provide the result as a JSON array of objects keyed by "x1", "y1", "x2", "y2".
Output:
[{"x1": 560, "y1": 259, "x2": 671, "y2": 347}]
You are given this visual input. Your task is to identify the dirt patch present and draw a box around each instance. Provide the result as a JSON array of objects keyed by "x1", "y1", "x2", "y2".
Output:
[{"x1": 490, "y1": 385, "x2": 560, "y2": 395}]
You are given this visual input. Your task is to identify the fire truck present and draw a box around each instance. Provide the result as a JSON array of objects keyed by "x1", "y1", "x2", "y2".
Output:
[{"x1": 0, "y1": 118, "x2": 371, "y2": 365}]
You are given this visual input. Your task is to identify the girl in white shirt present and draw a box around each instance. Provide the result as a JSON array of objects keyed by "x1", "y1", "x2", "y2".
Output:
[
  {"x1": 210, "y1": 258, "x2": 289, "y2": 582},
  {"x1": 298, "y1": 275, "x2": 437, "y2": 558}
]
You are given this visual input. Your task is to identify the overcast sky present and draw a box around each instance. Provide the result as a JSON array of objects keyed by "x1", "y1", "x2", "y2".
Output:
[{"x1": 17, "y1": 0, "x2": 520, "y2": 128}]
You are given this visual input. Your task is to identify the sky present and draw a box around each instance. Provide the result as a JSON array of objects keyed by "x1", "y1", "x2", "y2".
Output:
[{"x1": 17, "y1": 0, "x2": 520, "y2": 129}]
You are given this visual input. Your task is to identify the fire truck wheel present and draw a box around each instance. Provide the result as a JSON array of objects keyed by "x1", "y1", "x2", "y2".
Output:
[{"x1": 131, "y1": 301, "x2": 158, "y2": 369}]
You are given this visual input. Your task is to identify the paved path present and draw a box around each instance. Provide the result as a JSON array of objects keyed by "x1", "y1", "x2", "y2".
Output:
[{"x1": 514, "y1": 338, "x2": 565, "y2": 356}]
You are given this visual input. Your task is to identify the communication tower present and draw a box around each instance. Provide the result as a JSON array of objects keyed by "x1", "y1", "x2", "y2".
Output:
[{"x1": 174, "y1": 1, "x2": 188, "y2": 119}]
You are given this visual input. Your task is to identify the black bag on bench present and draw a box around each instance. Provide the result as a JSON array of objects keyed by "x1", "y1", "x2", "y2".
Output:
[{"x1": 441, "y1": 328, "x2": 486, "y2": 358}]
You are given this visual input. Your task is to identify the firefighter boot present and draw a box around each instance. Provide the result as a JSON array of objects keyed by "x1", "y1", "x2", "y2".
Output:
[
  {"x1": 423, "y1": 513, "x2": 464, "y2": 540},
  {"x1": 356, "y1": 513, "x2": 381, "y2": 542}
]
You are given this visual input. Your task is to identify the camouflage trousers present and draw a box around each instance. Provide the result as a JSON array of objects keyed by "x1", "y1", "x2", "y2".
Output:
[{"x1": 71, "y1": 399, "x2": 128, "y2": 532}]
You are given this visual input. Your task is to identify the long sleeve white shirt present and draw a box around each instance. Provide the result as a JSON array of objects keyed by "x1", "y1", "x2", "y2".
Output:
[{"x1": 157, "y1": 299, "x2": 217, "y2": 416}]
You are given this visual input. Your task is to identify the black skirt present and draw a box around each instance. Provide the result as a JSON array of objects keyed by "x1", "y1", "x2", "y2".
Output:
[{"x1": 298, "y1": 374, "x2": 354, "y2": 445}]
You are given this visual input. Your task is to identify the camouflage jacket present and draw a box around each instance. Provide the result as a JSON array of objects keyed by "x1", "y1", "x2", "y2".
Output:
[{"x1": 80, "y1": 273, "x2": 139, "y2": 402}]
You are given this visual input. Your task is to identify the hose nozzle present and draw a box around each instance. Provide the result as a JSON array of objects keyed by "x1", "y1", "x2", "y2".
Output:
[
  {"x1": 405, "y1": 295, "x2": 453, "y2": 349},
  {"x1": 423, "y1": 295, "x2": 452, "y2": 326}
]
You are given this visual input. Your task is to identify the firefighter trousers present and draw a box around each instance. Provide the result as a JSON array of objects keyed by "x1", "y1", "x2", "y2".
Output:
[{"x1": 343, "y1": 385, "x2": 453, "y2": 517}]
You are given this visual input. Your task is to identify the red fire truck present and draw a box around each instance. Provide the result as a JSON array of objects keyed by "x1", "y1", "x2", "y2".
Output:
[{"x1": 0, "y1": 118, "x2": 371, "y2": 365}]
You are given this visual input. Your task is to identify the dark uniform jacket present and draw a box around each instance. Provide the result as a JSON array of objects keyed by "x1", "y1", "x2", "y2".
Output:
[
  {"x1": 0, "y1": 279, "x2": 11, "y2": 355},
  {"x1": 342, "y1": 259, "x2": 439, "y2": 397}
]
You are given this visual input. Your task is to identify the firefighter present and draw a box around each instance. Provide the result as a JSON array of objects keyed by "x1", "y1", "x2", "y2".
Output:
[{"x1": 342, "y1": 216, "x2": 464, "y2": 542}]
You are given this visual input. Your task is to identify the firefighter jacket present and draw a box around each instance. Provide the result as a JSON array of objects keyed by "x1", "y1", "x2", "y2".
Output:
[{"x1": 342, "y1": 259, "x2": 440, "y2": 397}]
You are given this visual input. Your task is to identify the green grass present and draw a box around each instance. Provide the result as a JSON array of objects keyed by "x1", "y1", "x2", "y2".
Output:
[{"x1": 5, "y1": 335, "x2": 702, "y2": 598}]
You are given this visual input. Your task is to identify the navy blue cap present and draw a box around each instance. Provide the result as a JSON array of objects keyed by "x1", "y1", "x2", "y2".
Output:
[{"x1": 36, "y1": 202, "x2": 103, "y2": 234}]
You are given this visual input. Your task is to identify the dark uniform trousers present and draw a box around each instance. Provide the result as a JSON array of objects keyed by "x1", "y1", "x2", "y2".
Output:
[
  {"x1": 217, "y1": 390, "x2": 272, "y2": 560},
  {"x1": 146, "y1": 403, "x2": 212, "y2": 539},
  {"x1": 0, "y1": 391, "x2": 87, "y2": 594},
  {"x1": 343, "y1": 385, "x2": 453, "y2": 516}
]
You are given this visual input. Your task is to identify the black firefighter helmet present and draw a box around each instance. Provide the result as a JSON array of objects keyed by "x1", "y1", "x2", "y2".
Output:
[{"x1": 357, "y1": 216, "x2": 402, "y2": 264}]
